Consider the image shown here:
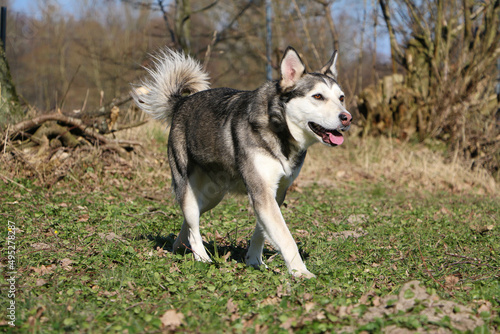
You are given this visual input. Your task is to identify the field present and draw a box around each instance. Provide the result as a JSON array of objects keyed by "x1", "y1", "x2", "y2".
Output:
[{"x1": 1, "y1": 125, "x2": 499, "y2": 333}]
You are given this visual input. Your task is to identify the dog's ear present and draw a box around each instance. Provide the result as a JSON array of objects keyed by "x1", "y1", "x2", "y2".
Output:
[
  {"x1": 280, "y1": 47, "x2": 306, "y2": 90},
  {"x1": 320, "y1": 50, "x2": 338, "y2": 80}
]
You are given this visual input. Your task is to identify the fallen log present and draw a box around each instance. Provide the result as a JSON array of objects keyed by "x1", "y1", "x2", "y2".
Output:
[{"x1": 2, "y1": 112, "x2": 143, "y2": 158}]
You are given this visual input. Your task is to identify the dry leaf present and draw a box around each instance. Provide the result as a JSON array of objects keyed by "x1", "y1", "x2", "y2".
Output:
[
  {"x1": 32, "y1": 243, "x2": 51, "y2": 251},
  {"x1": 477, "y1": 301, "x2": 492, "y2": 313},
  {"x1": 227, "y1": 298, "x2": 238, "y2": 314},
  {"x1": 160, "y1": 309, "x2": 185, "y2": 328},
  {"x1": 304, "y1": 302, "x2": 316, "y2": 312},
  {"x1": 280, "y1": 317, "x2": 294, "y2": 330},
  {"x1": 445, "y1": 275, "x2": 459, "y2": 287},
  {"x1": 32, "y1": 264, "x2": 56, "y2": 275},
  {"x1": 36, "y1": 278, "x2": 47, "y2": 286},
  {"x1": 98, "y1": 232, "x2": 123, "y2": 241},
  {"x1": 261, "y1": 296, "x2": 279, "y2": 307},
  {"x1": 77, "y1": 214, "x2": 90, "y2": 222},
  {"x1": 359, "y1": 294, "x2": 369, "y2": 305},
  {"x1": 60, "y1": 258, "x2": 73, "y2": 268}
]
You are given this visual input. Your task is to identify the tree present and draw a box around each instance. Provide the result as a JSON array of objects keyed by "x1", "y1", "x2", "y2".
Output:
[
  {"x1": 359, "y1": 0, "x2": 500, "y2": 175},
  {"x1": 0, "y1": 37, "x2": 20, "y2": 129}
]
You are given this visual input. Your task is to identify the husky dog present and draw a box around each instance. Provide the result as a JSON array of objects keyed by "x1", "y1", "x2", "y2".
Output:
[{"x1": 132, "y1": 47, "x2": 352, "y2": 278}]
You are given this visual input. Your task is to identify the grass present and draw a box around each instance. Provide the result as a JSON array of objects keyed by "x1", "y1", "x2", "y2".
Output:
[{"x1": 0, "y1": 128, "x2": 499, "y2": 333}]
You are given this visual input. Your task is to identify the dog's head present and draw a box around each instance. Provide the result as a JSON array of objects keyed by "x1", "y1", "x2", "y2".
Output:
[{"x1": 280, "y1": 47, "x2": 352, "y2": 149}]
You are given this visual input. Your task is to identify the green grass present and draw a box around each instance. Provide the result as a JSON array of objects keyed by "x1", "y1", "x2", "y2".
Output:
[{"x1": 1, "y1": 175, "x2": 499, "y2": 333}]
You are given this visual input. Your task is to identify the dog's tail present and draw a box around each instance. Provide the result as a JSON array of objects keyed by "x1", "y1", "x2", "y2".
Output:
[{"x1": 131, "y1": 49, "x2": 210, "y2": 125}]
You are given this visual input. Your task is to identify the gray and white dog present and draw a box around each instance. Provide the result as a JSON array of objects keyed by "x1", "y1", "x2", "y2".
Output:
[{"x1": 132, "y1": 47, "x2": 352, "y2": 278}]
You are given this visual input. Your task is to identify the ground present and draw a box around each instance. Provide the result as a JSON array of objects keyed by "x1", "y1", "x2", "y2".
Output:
[{"x1": 0, "y1": 124, "x2": 498, "y2": 333}]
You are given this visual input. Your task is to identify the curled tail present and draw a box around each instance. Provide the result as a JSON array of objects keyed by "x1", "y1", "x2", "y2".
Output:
[{"x1": 131, "y1": 48, "x2": 210, "y2": 125}]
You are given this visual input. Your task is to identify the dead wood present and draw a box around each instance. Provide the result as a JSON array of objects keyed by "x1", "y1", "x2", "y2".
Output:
[
  {"x1": 2, "y1": 111, "x2": 142, "y2": 159},
  {"x1": 70, "y1": 95, "x2": 133, "y2": 120}
]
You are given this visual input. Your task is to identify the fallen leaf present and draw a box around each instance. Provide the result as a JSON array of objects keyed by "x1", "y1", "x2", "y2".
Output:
[
  {"x1": 280, "y1": 317, "x2": 294, "y2": 330},
  {"x1": 305, "y1": 302, "x2": 316, "y2": 312},
  {"x1": 36, "y1": 278, "x2": 47, "y2": 286},
  {"x1": 445, "y1": 275, "x2": 459, "y2": 288},
  {"x1": 32, "y1": 243, "x2": 51, "y2": 251},
  {"x1": 359, "y1": 294, "x2": 369, "y2": 305},
  {"x1": 261, "y1": 296, "x2": 279, "y2": 307},
  {"x1": 32, "y1": 264, "x2": 56, "y2": 275},
  {"x1": 477, "y1": 300, "x2": 492, "y2": 314},
  {"x1": 60, "y1": 258, "x2": 73, "y2": 268},
  {"x1": 160, "y1": 309, "x2": 185, "y2": 328},
  {"x1": 330, "y1": 229, "x2": 368, "y2": 240},
  {"x1": 227, "y1": 298, "x2": 238, "y2": 314},
  {"x1": 77, "y1": 214, "x2": 90, "y2": 222},
  {"x1": 98, "y1": 232, "x2": 123, "y2": 241}
]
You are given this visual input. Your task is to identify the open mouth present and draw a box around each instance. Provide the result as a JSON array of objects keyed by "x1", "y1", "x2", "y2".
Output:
[{"x1": 308, "y1": 122, "x2": 344, "y2": 146}]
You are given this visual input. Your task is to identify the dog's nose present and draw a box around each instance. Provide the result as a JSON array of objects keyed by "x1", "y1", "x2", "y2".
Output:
[{"x1": 339, "y1": 112, "x2": 352, "y2": 127}]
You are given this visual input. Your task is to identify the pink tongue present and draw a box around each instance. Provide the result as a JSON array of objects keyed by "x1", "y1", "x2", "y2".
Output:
[{"x1": 328, "y1": 132, "x2": 344, "y2": 145}]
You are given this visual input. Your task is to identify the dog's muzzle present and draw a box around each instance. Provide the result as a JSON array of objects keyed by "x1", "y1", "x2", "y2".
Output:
[{"x1": 339, "y1": 112, "x2": 352, "y2": 128}]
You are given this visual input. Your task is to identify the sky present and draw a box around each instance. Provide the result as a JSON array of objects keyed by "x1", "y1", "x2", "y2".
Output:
[{"x1": 11, "y1": 0, "x2": 79, "y2": 16}]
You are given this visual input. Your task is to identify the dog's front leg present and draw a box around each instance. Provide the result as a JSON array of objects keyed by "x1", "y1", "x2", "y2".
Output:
[{"x1": 248, "y1": 191, "x2": 315, "y2": 278}]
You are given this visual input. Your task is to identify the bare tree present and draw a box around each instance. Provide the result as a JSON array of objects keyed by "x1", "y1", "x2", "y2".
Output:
[
  {"x1": 0, "y1": 40, "x2": 20, "y2": 128},
  {"x1": 361, "y1": 0, "x2": 500, "y2": 174}
]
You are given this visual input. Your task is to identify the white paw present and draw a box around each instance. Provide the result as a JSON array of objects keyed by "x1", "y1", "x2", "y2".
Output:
[
  {"x1": 194, "y1": 254, "x2": 212, "y2": 263},
  {"x1": 291, "y1": 269, "x2": 316, "y2": 279}
]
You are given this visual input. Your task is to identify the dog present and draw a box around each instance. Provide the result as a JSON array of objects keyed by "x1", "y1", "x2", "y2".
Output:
[{"x1": 132, "y1": 47, "x2": 352, "y2": 278}]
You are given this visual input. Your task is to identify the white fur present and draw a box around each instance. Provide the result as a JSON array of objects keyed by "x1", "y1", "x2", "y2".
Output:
[
  {"x1": 286, "y1": 82, "x2": 349, "y2": 149},
  {"x1": 245, "y1": 152, "x2": 315, "y2": 278}
]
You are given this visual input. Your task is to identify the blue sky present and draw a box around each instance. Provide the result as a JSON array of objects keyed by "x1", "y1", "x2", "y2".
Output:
[{"x1": 11, "y1": 0, "x2": 79, "y2": 15}]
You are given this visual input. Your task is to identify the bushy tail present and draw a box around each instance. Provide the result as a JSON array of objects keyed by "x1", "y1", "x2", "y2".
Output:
[{"x1": 131, "y1": 48, "x2": 210, "y2": 125}]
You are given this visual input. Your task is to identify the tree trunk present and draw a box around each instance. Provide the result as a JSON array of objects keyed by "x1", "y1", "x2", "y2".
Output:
[{"x1": 0, "y1": 41, "x2": 21, "y2": 129}]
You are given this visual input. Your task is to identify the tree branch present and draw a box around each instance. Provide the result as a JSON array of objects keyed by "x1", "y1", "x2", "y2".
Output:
[{"x1": 379, "y1": 0, "x2": 405, "y2": 72}]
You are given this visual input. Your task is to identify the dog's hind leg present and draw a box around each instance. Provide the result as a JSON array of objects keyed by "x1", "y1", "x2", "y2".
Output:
[
  {"x1": 175, "y1": 185, "x2": 211, "y2": 262},
  {"x1": 173, "y1": 168, "x2": 225, "y2": 262},
  {"x1": 246, "y1": 223, "x2": 266, "y2": 268}
]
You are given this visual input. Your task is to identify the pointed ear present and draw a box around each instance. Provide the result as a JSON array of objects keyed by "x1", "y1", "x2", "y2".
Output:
[
  {"x1": 280, "y1": 47, "x2": 306, "y2": 90},
  {"x1": 320, "y1": 50, "x2": 338, "y2": 80}
]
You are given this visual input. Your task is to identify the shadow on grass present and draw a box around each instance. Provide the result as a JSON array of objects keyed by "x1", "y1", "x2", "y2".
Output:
[{"x1": 131, "y1": 233, "x2": 310, "y2": 265}]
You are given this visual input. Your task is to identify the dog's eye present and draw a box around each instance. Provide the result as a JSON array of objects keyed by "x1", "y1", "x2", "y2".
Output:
[
  {"x1": 339, "y1": 95, "x2": 345, "y2": 103},
  {"x1": 312, "y1": 94, "x2": 324, "y2": 100}
]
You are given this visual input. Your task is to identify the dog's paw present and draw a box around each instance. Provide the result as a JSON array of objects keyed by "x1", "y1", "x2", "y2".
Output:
[
  {"x1": 193, "y1": 252, "x2": 212, "y2": 263},
  {"x1": 291, "y1": 269, "x2": 316, "y2": 279},
  {"x1": 245, "y1": 255, "x2": 268, "y2": 269}
]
